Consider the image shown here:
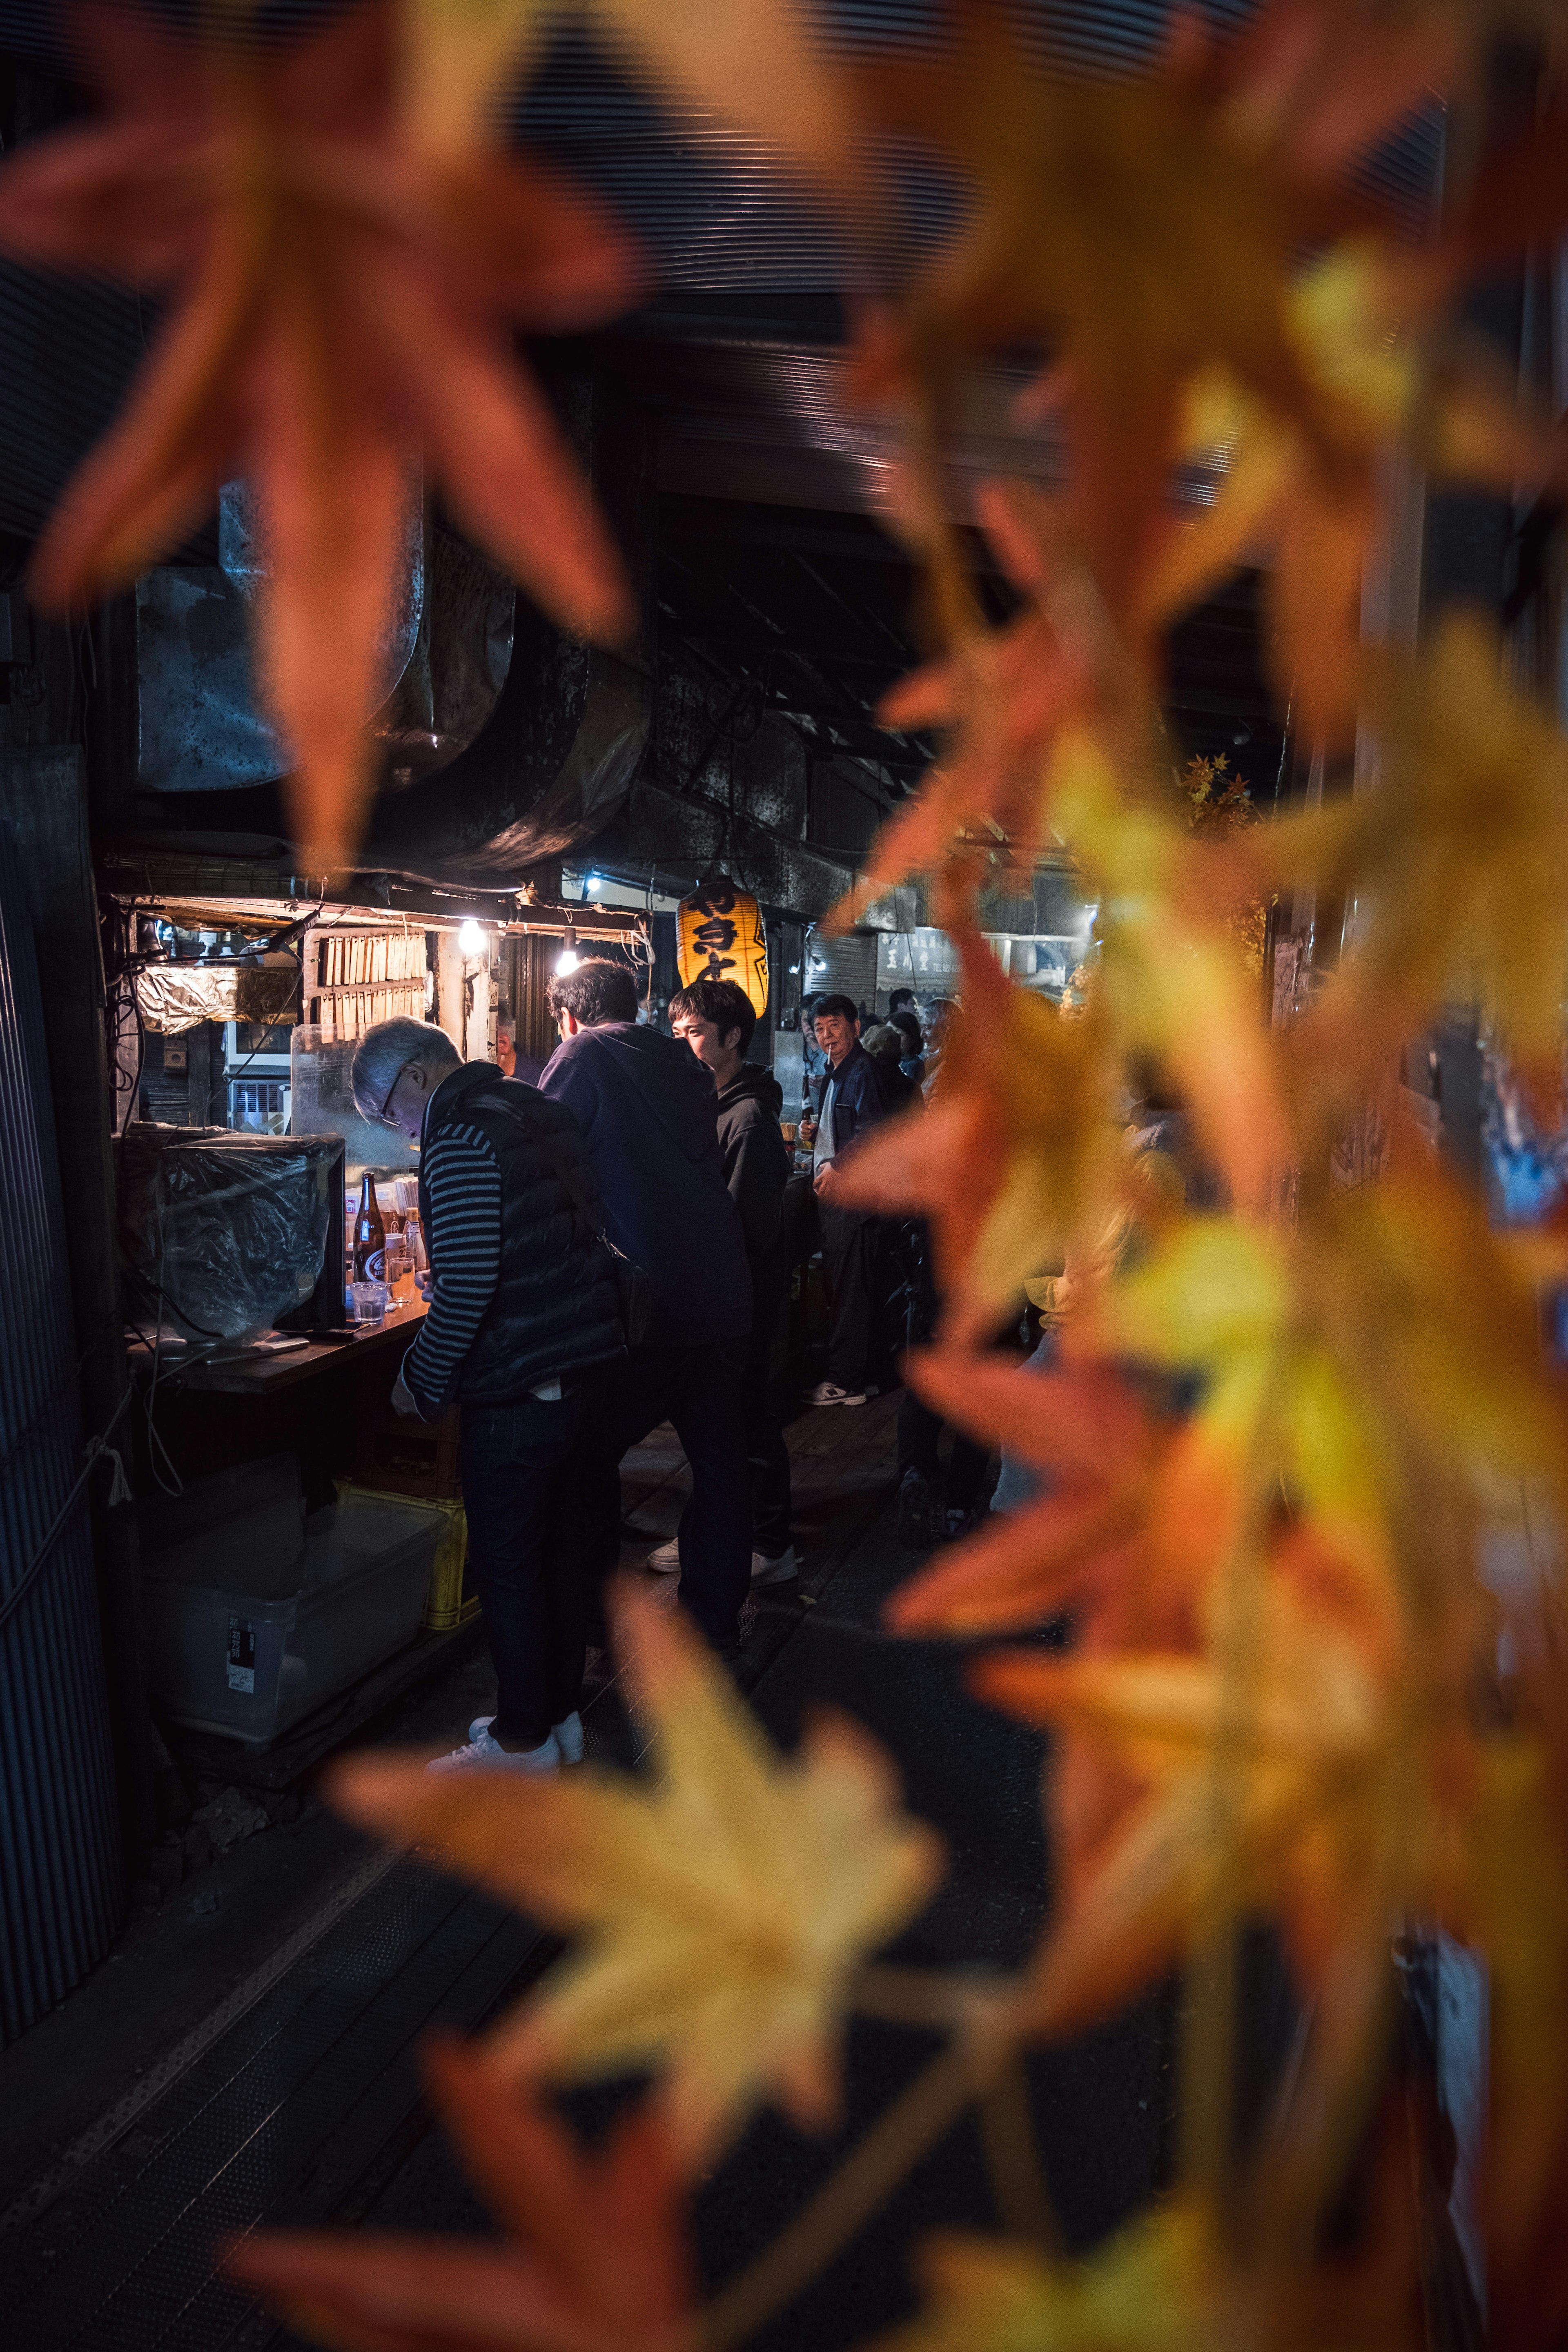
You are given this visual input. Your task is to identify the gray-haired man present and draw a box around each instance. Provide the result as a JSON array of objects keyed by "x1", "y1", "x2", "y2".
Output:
[{"x1": 350, "y1": 1017, "x2": 623, "y2": 1774}]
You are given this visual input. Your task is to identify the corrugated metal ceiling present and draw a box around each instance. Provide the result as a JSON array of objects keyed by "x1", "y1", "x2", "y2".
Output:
[
  {"x1": 0, "y1": 1, "x2": 1441, "y2": 544},
  {"x1": 0, "y1": 1, "x2": 1441, "y2": 292}
]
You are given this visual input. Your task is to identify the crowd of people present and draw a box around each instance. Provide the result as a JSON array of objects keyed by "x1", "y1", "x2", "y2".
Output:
[{"x1": 346, "y1": 964, "x2": 966, "y2": 1775}]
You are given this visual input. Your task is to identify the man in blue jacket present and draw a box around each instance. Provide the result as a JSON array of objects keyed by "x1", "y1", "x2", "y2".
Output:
[
  {"x1": 539, "y1": 959, "x2": 754, "y2": 1657},
  {"x1": 809, "y1": 993, "x2": 898, "y2": 1407}
]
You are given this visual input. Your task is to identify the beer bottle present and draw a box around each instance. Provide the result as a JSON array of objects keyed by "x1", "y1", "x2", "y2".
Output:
[{"x1": 352, "y1": 1174, "x2": 386, "y2": 1281}]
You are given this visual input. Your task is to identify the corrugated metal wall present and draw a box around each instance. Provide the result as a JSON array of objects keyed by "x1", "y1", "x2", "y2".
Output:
[{"x1": 0, "y1": 827, "x2": 121, "y2": 2047}]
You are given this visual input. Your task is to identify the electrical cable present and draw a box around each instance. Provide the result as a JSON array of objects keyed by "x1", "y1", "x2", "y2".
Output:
[
  {"x1": 0, "y1": 1388, "x2": 133, "y2": 1641},
  {"x1": 122, "y1": 1310, "x2": 205, "y2": 1499}
]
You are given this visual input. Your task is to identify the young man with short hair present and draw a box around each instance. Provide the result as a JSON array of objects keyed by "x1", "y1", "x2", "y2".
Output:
[
  {"x1": 350, "y1": 1015, "x2": 623, "y2": 1775},
  {"x1": 885, "y1": 1006, "x2": 925, "y2": 1086},
  {"x1": 668, "y1": 976, "x2": 797, "y2": 1584},
  {"x1": 539, "y1": 959, "x2": 755, "y2": 1655},
  {"x1": 808, "y1": 993, "x2": 897, "y2": 1408}
]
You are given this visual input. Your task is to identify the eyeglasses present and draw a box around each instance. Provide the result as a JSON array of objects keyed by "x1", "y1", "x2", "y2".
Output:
[{"x1": 369, "y1": 1061, "x2": 410, "y2": 1129}]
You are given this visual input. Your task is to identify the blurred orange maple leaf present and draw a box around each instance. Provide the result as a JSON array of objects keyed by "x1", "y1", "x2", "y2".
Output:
[
  {"x1": 978, "y1": 1522, "x2": 1411, "y2": 2039},
  {"x1": 833, "y1": 922, "x2": 1124, "y2": 1341},
  {"x1": 228, "y1": 2033, "x2": 694, "y2": 2352},
  {"x1": 848, "y1": 1, "x2": 1390, "y2": 641},
  {"x1": 884, "y1": 1345, "x2": 1234, "y2": 1650},
  {"x1": 0, "y1": 0, "x2": 641, "y2": 866},
  {"x1": 831, "y1": 478, "x2": 1126, "y2": 918}
]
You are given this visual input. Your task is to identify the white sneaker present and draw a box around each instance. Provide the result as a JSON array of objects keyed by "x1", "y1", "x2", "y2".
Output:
[
  {"x1": 752, "y1": 1546, "x2": 800, "y2": 1586},
  {"x1": 646, "y1": 1538, "x2": 681, "y2": 1574},
  {"x1": 469, "y1": 1711, "x2": 584, "y2": 1764},
  {"x1": 432, "y1": 1725, "x2": 558, "y2": 1774},
  {"x1": 811, "y1": 1380, "x2": 867, "y2": 1408}
]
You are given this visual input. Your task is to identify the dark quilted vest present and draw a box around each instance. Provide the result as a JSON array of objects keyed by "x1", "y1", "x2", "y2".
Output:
[{"x1": 418, "y1": 1066, "x2": 624, "y2": 1404}]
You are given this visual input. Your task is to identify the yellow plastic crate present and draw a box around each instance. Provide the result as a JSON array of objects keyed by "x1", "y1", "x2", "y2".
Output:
[{"x1": 335, "y1": 1482, "x2": 478, "y2": 1631}]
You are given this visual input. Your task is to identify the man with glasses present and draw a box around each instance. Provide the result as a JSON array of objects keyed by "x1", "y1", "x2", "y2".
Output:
[{"x1": 350, "y1": 1016, "x2": 624, "y2": 1775}]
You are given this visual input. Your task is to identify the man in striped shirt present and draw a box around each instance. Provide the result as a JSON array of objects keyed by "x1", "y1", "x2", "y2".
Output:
[{"x1": 352, "y1": 1017, "x2": 623, "y2": 1775}]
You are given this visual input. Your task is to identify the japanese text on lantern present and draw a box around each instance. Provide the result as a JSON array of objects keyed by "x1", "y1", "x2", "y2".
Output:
[{"x1": 676, "y1": 885, "x2": 770, "y2": 1018}]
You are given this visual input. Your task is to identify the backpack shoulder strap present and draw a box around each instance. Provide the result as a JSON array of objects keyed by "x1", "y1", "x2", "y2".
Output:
[{"x1": 468, "y1": 1087, "x2": 601, "y2": 1240}]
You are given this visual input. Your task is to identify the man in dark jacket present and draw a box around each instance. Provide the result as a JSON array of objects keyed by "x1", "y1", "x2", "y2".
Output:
[
  {"x1": 668, "y1": 976, "x2": 796, "y2": 1584},
  {"x1": 351, "y1": 1016, "x2": 623, "y2": 1776},
  {"x1": 809, "y1": 993, "x2": 898, "y2": 1407},
  {"x1": 539, "y1": 960, "x2": 755, "y2": 1655}
]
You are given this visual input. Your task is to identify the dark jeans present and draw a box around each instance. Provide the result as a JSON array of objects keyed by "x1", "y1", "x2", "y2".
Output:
[
  {"x1": 898, "y1": 1390, "x2": 991, "y2": 1511},
  {"x1": 459, "y1": 1371, "x2": 606, "y2": 1748},
  {"x1": 745, "y1": 1263, "x2": 792, "y2": 1558},
  {"x1": 585, "y1": 1337, "x2": 753, "y2": 1653},
  {"x1": 895, "y1": 1216, "x2": 989, "y2": 1507},
  {"x1": 818, "y1": 1201, "x2": 885, "y2": 1390}
]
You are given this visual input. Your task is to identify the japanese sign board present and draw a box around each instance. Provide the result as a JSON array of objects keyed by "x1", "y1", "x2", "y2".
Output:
[{"x1": 676, "y1": 884, "x2": 769, "y2": 1017}]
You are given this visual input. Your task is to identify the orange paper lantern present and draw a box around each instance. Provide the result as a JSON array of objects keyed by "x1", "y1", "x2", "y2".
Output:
[{"x1": 676, "y1": 882, "x2": 769, "y2": 1017}]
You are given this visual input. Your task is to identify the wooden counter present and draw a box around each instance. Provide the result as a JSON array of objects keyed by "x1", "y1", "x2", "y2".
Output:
[{"x1": 125, "y1": 1295, "x2": 427, "y2": 1396}]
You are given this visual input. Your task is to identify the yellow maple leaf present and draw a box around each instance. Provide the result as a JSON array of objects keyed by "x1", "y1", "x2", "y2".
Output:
[
  {"x1": 330, "y1": 1584, "x2": 942, "y2": 2158},
  {"x1": 401, "y1": 0, "x2": 854, "y2": 179},
  {"x1": 1249, "y1": 615, "x2": 1568, "y2": 1067},
  {"x1": 1144, "y1": 247, "x2": 1556, "y2": 744},
  {"x1": 1053, "y1": 738, "x2": 1291, "y2": 1213},
  {"x1": 877, "y1": 2201, "x2": 1220, "y2": 2352},
  {"x1": 1091, "y1": 1176, "x2": 1568, "y2": 1539}
]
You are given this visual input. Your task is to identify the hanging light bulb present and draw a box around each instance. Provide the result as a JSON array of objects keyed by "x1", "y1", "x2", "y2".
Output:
[
  {"x1": 555, "y1": 923, "x2": 579, "y2": 976},
  {"x1": 458, "y1": 918, "x2": 486, "y2": 957}
]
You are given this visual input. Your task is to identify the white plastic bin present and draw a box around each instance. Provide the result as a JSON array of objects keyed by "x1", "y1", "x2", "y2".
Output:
[{"x1": 142, "y1": 1477, "x2": 446, "y2": 1745}]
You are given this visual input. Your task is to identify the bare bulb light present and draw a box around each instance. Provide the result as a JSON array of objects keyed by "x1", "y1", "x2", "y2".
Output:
[
  {"x1": 555, "y1": 946, "x2": 580, "y2": 975},
  {"x1": 458, "y1": 918, "x2": 486, "y2": 957}
]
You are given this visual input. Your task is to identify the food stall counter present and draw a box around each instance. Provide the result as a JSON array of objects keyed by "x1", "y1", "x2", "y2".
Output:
[{"x1": 125, "y1": 1294, "x2": 427, "y2": 1396}]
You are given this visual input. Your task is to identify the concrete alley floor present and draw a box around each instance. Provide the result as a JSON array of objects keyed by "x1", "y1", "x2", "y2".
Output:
[{"x1": 0, "y1": 1392, "x2": 1183, "y2": 2352}]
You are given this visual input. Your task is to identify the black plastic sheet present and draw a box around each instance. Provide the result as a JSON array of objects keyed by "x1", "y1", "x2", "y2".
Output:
[{"x1": 119, "y1": 1126, "x2": 336, "y2": 1343}]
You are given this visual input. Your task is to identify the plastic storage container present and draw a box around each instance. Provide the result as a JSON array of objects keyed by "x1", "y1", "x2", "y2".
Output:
[
  {"x1": 140, "y1": 1465, "x2": 446, "y2": 1744},
  {"x1": 337, "y1": 1481, "x2": 475, "y2": 1630}
]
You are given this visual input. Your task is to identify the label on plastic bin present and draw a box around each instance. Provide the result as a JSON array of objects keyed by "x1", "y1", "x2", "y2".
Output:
[{"x1": 227, "y1": 1615, "x2": 257, "y2": 1694}]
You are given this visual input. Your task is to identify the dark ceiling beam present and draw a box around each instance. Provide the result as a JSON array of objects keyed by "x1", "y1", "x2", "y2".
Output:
[
  {"x1": 672, "y1": 624, "x2": 911, "y2": 675},
  {"x1": 780, "y1": 708, "x2": 930, "y2": 769},
  {"x1": 789, "y1": 548, "x2": 915, "y2": 665},
  {"x1": 659, "y1": 496, "x2": 996, "y2": 576},
  {"x1": 657, "y1": 626, "x2": 926, "y2": 774}
]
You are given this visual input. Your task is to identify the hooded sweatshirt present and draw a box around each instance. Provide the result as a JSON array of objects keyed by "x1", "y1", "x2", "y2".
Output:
[
  {"x1": 539, "y1": 1021, "x2": 751, "y2": 1347},
  {"x1": 715, "y1": 1062, "x2": 790, "y2": 1262}
]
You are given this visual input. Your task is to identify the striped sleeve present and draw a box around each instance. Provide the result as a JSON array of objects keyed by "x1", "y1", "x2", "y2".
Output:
[{"x1": 402, "y1": 1121, "x2": 500, "y2": 1418}]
